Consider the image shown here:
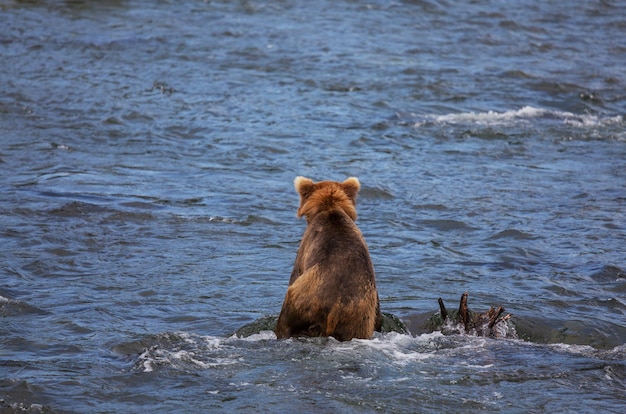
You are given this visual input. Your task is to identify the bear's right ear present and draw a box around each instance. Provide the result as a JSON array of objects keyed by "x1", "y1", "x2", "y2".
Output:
[
  {"x1": 341, "y1": 177, "x2": 360, "y2": 203},
  {"x1": 294, "y1": 176, "x2": 315, "y2": 199}
]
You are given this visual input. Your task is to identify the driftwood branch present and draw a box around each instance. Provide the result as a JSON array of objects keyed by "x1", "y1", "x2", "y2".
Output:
[
  {"x1": 459, "y1": 291, "x2": 469, "y2": 331},
  {"x1": 437, "y1": 292, "x2": 512, "y2": 338},
  {"x1": 437, "y1": 297, "x2": 447, "y2": 321}
]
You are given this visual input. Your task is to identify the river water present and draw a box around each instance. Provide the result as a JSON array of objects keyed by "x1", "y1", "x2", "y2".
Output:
[{"x1": 1, "y1": 0, "x2": 625, "y2": 412}]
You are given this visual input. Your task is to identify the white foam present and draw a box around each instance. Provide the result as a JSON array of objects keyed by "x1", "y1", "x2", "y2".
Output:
[
  {"x1": 170, "y1": 350, "x2": 210, "y2": 368},
  {"x1": 142, "y1": 360, "x2": 153, "y2": 372},
  {"x1": 138, "y1": 348, "x2": 156, "y2": 372},
  {"x1": 133, "y1": 330, "x2": 514, "y2": 374},
  {"x1": 336, "y1": 332, "x2": 449, "y2": 366},
  {"x1": 434, "y1": 106, "x2": 546, "y2": 125},
  {"x1": 237, "y1": 330, "x2": 277, "y2": 342},
  {"x1": 136, "y1": 340, "x2": 242, "y2": 373},
  {"x1": 548, "y1": 342, "x2": 596, "y2": 355},
  {"x1": 416, "y1": 106, "x2": 623, "y2": 128}
]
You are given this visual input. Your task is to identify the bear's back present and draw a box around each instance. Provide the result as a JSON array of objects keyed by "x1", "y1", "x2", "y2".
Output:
[{"x1": 292, "y1": 209, "x2": 375, "y2": 288}]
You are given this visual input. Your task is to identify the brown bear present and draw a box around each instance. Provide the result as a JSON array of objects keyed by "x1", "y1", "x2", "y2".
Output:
[{"x1": 275, "y1": 176, "x2": 382, "y2": 341}]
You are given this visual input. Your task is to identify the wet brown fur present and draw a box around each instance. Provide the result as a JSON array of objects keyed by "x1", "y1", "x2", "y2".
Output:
[{"x1": 275, "y1": 177, "x2": 382, "y2": 341}]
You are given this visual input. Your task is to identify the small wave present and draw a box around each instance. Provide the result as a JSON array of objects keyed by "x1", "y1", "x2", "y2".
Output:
[
  {"x1": 419, "y1": 219, "x2": 479, "y2": 232},
  {"x1": 231, "y1": 330, "x2": 278, "y2": 342},
  {"x1": 139, "y1": 346, "x2": 240, "y2": 373},
  {"x1": 351, "y1": 332, "x2": 442, "y2": 366},
  {"x1": 119, "y1": 308, "x2": 626, "y2": 378},
  {"x1": 0, "y1": 402, "x2": 49, "y2": 414},
  {"x1": 415, "y1": 106, "x2": 623, "y2": 128},
  {"x1": 0, "y1": 294, "x2": 48, "y2": 317},
  {"x1": 590, "y1": 265, "x2": 626, "y2": 283},
  {"x1": 486, "y1": 229, "x2": 537, "y2": 241},
  {"x1": 129, "y1": 332, "x2": 243, "y2": 373},
  {"x1": 124, "y1": 330, "x2": 503, "y2": 374}
]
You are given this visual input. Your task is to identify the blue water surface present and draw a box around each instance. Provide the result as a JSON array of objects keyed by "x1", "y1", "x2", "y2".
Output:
[{"x1": 1, "y1": 0, "x2": 625, "y2": 412}]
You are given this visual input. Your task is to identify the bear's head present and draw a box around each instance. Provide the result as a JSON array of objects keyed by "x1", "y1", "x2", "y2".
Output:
[{"x1": 294, "y1": 176, "x2": 360, "y2": 221}]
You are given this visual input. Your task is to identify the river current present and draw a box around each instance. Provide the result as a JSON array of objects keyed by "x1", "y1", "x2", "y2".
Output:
[{"x1": 1, "y1": 1, "x2": 625, "y2": 412}]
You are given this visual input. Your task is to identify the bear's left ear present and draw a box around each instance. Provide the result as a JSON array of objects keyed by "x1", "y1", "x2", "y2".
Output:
[
  {"x1": 294, "y1": 176, "x2": 315, "y2": 199},
  {"x1": 342, "y1": 177, "x2": 360, "y2": 203}
]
